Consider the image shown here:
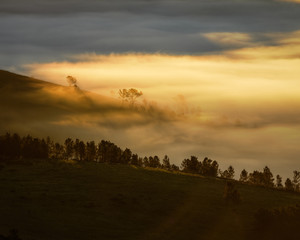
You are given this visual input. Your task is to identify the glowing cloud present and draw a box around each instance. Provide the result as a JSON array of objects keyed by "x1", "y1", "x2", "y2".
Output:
[
  {"x1": 279, "y1": 0, "x2": 300, "y2": 3},
  {"x1": 203, "y1": 32, "x2": 254, "y2": 47},
  {"x1": 25, "y1": 31, "x2": 300, "y2": 108},
  {"x1": 19, "y1": 30, "x2": 300, "y2": 178}
]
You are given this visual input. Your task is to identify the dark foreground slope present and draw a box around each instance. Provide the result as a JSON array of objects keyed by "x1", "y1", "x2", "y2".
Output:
[{"x1": 0, "y1": 161, "x2": 299, "y2": 240}]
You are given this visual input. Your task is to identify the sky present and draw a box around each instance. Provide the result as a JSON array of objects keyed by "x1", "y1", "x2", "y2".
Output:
[{"x1": 1, "y1": 0, "x2": 300, "y2": 178}]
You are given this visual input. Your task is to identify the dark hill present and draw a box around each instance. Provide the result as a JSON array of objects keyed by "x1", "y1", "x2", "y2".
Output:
[
  {"x1": 0, "y1": 161, "x2": 299, "y2": 240},
  {"x1": 0, "y1": 69, "x2": 120, "y2": 116},
  {"x1": 0, "y1": 70, "x2": 167, "y2": 140}
]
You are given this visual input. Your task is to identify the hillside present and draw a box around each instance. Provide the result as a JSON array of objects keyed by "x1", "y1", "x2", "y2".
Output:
[
  {"x1": 0, "y1": 70, "x2": 119, "y2": 110},
  {"x1": 0, "y1": 161, "x2": 299, "y2": 240},
  {"x1": 0, "y1": 70, "x2": 169, "y2": 142},
  {"x1": 0, "y1": 70, "x2": 118, "y2": 135}
]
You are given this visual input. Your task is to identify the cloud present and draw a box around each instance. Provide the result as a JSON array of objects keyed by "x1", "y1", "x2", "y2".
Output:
[
  {"x1": 1, "y1": 0, "x2": 300, "y2": 18},
  {"x1": 1, "y1": 67, "x2": 300, "y2": 179},
  {"x1": 2, "y1": 0, "x2": 300, "y2": 69},
  {"x1": 279, "y1": 0, "x2": 300, "y2": 3},
  {"x1": 19, "y1": 29, "x2": 300, "y2": 178},
  {"x1": 203, "y1": 32, "x2": 255, "y2": 48},
  {"x1": 0, "y1": 70, "x2": 177, "y2": 133},
  {"x1": 225, "y1": 33, "x2": 300, "y2": 59},
  {"x1": 2, "y1": 0, "x2": 300, "y2": 178},
  {"x1": 25, "y1": 30, "x2": 300, "y2": 118}
]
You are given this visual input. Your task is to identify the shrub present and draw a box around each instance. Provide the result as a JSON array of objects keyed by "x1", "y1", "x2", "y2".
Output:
[{"x1": 223, "y1": 181, "x2": 241, "y2": 205}]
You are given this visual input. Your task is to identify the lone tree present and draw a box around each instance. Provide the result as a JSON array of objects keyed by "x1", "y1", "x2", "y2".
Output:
[
  {"x1": 118, "y1": 88, "x2": 143, "y2": 106},
  {"x1": 223, "y1": 181, "x2": 241, "y2": 204},
  {"x1": 66, "y1": 75, "x2": 78, "y2": 87}
]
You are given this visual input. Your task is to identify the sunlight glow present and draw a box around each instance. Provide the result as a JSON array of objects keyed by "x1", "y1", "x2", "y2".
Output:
[{"x1": 26, "y1": 31, "x2": 300, "y2": 109}]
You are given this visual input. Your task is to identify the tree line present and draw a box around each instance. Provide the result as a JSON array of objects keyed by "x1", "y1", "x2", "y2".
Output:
[
  {"x1": 0, "y1": 132, "x2": 299, "y2": 192},
  {"x1": 0, "y1": 133, "x2": 178, "y2": 171}
]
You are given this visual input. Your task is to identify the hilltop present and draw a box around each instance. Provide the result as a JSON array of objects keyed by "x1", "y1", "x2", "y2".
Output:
[
  {"x1": 0, "y1": 69, "x2": 119, "y2": 109},
  {"x1": 0, "y1": 69, "x2": 120, "y2": 122},
  {"x1": 0, "y1": 70, "x2": 118, "y2": 136},
  {"x1": 0, "y1": 70, "x2": 169, "y2": 142}
]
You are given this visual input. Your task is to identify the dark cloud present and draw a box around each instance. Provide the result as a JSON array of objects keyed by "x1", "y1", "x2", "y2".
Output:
[
  {"x1": 1, "y1": 0, "x2": 300, "y2": 68},
  {"x1": 1, "y1": 0, "x2": 300, "y2": 20}
]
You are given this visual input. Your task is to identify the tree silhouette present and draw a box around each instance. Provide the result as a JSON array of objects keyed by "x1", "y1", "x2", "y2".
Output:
[
  {"x1": 19, "y1": 135, "x2": 48, "y2": 159},
  {"x1": 239, "y1": 169, "x2": 248, "y2": 182},
  {"x1": 86, "y1": 141, "x2": 96, "y2": 161},
  {"x1": 121, "y1": 148, "x2": 132, "y2": 164},
  {"x1": 171, "y1": 164, "x2": 180, "y2": 171},
  {"x1": 53, "y1": 142, "x2": 63, "y2": 159},
  {"x1": 97, "y1": 140, "x2": 122, "y2": 163},
  {"x1": 181, "y1": 156, "x2": 199, "y2": 173},
  {"x1": 249, "y1": 171, "x2": 264, "y2": 185},
  {"x1": 64, "y1": 138, "x2": 74, "y2": 160},
  {"x1": 223, "y1": 181, "x2": 241, "y2": 204},
  {"x1": 78, "y1": 141, "x2": 86, "y2": 161},
  {"x1": 153, "y1": 156, "x2": 161, "y2": 168},
  {"x1": 276, "y1": 174, "x2": 283, "y2": 188},
  {"x1": 263, "y1": 166, "x2": 274, "y2": 187},
  {"x1": 143, "y1": 156, "x2": 149, "y2": 167},
  {"x1": 0, "y1": 133, "x2": 22, "y2": 160},
  {"x1": 148, "y1": 156, "x2": 161, "y2": 168},
  {"x1": 118, "y1": 88, "x2": 143, "y2": 106},
  {"x1": 130, "y1": 153, "x2": 139, "y2": 166},
  {"x1": 220, "y1": 165, "x2": 235, "y2": 179},
  {"x1": 285, "y1": 178, "x2": 293, "y2": 191},
  {"x1": 199, "y1": 157, "x2": 219, "y2": 177},
  {"x1": 66, "y1": 75, "x2": 78, "y2": 87},
  {"x1": 2, "y1": 131, "x2": 299, "y2": 194},
  {"x1": 292, "y1": 171, "x2": 300, "y2": 191},
  {"x1": 248, "y1": 166, "x2": 274, "y2": 187},
  {"x1": 162, "y1": 155, "x2": 171, "y2": 170},
  {"x1": 73, "y1": 139, "x2": 81, "y2": 160},
  {"x1": 11, "y1": 133, "x2": 21, "y2": 159}
]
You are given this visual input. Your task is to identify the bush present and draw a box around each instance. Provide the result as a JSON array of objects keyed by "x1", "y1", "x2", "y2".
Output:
[{"x1": 223, "y1": 181, "x2": 241, "y2": 205}]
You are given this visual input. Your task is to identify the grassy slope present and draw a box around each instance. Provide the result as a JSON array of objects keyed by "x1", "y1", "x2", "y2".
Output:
[
  {"x1": 0, "y1": 70, "x2": 171, "y2": 141},
  {"x1": 0, "y1": 70, "x2": 120, "y2": 120},
  {"x1": 0, "y1": 161, "x2": 299, "y2": 240}
]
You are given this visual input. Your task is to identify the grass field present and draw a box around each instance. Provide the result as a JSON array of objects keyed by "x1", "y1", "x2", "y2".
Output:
[{"x1": 0, "y1": 160, "x2": 299, "y2": 240}]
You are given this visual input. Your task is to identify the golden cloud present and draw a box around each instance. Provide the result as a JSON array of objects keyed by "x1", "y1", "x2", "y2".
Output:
[
  {"x1": 26, "y1": 30, "x2": 300, "y2": 108},
  {"x1": 203, "y1": 32, "x2": 254, "y2": 47},
  {"x1": 22, "y1": 29, "x2": 300, "y2": 133},
  {"x1": 3, "y1": 34, "x2": 300, "y2": 177},
  {"x1": 279, "y1": 0, "x2": 300, "y2": 3}
]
